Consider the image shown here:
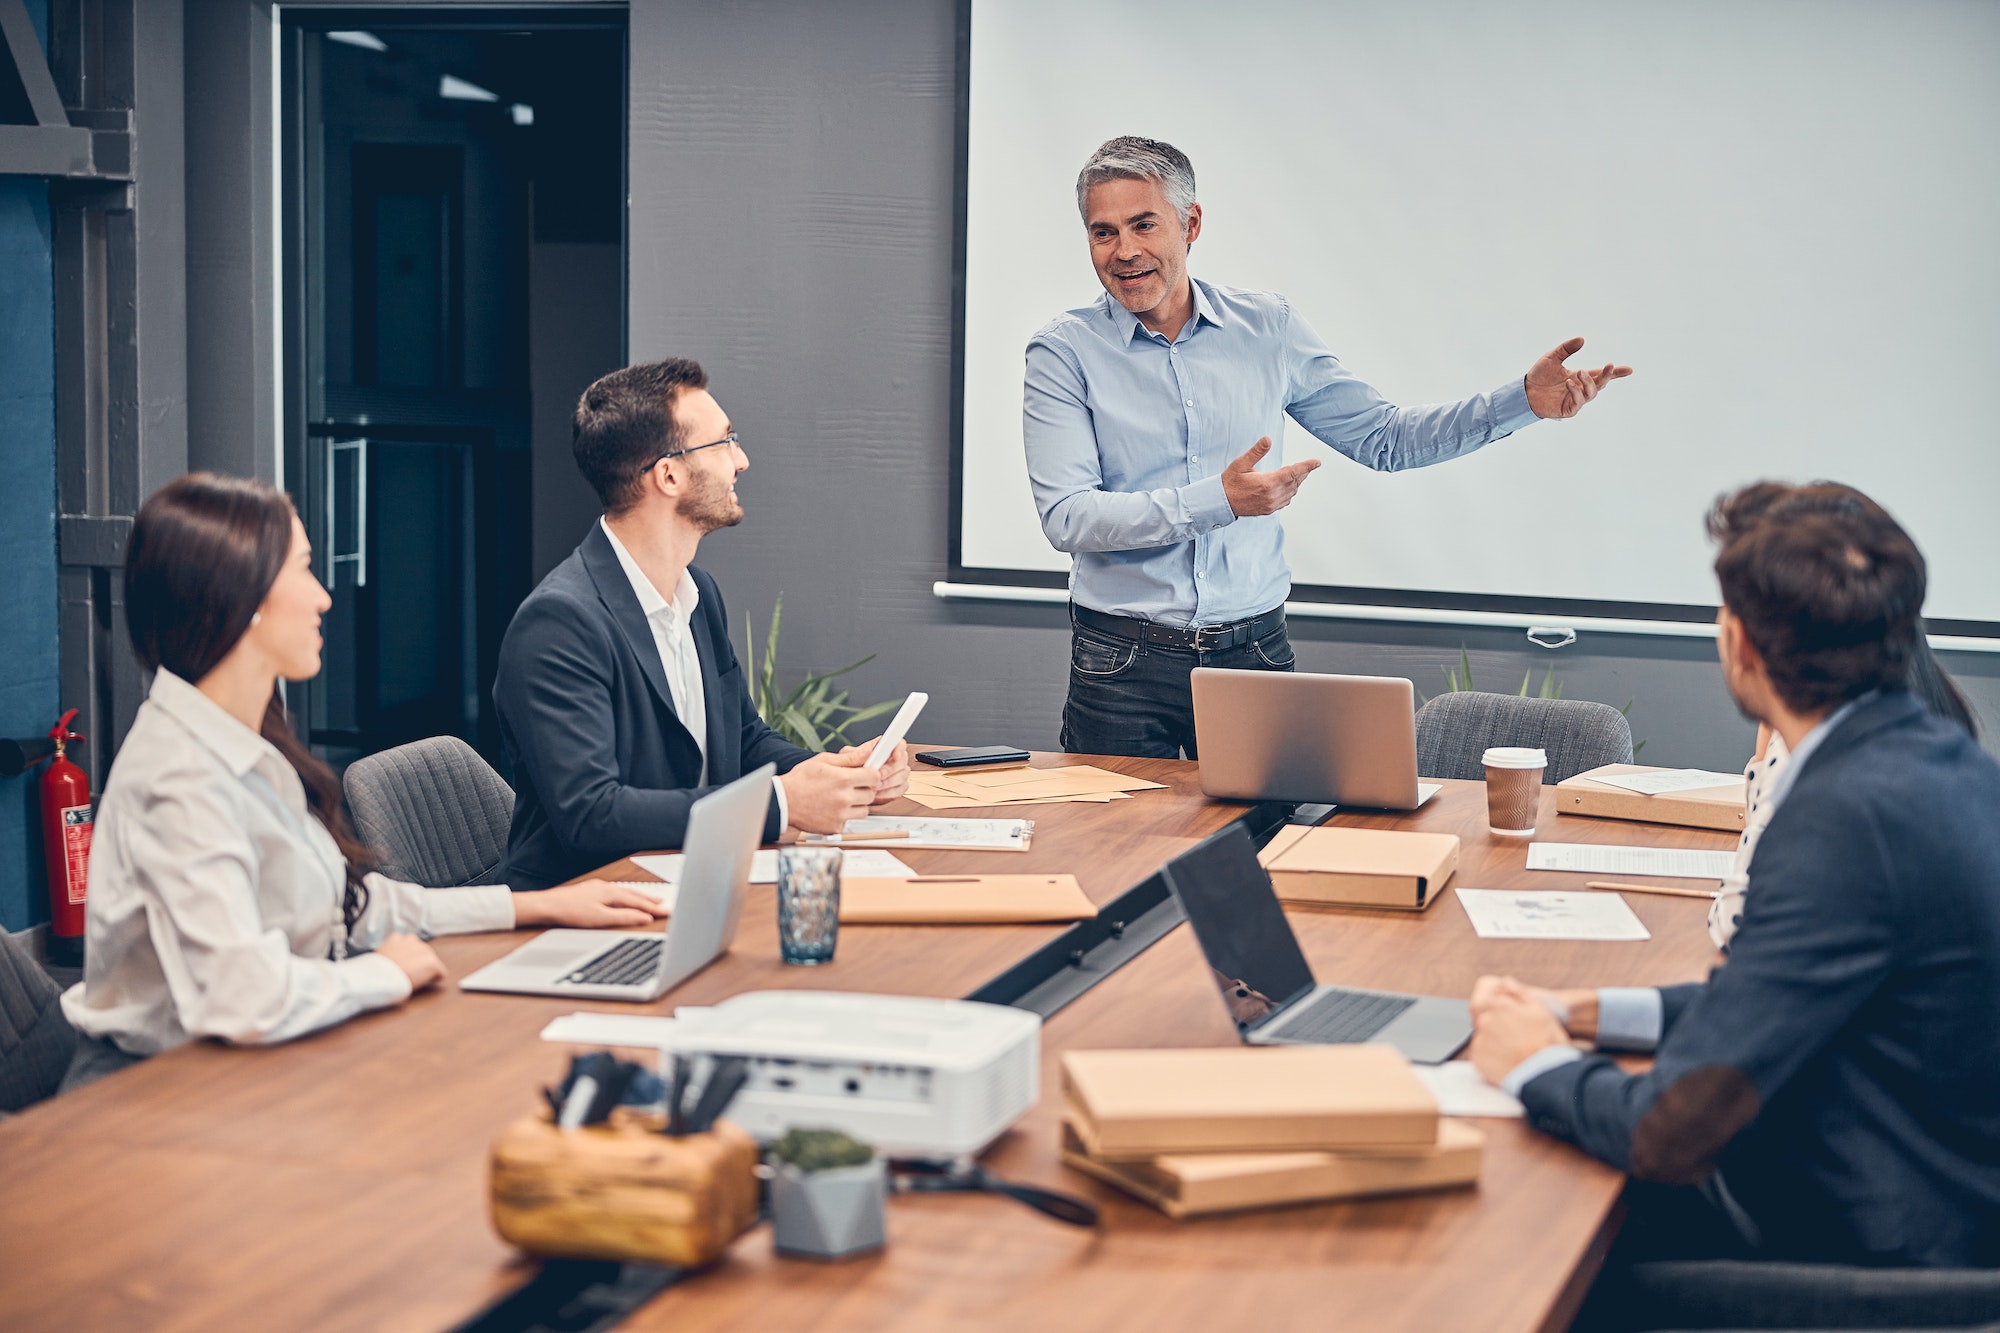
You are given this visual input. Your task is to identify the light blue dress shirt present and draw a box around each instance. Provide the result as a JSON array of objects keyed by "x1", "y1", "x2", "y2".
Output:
[
  {"x1": 1500, "y1": 696, "x2": 1873, "y2": 1098},
  {"x1": 1023, "y1": 278, "x2": 1539, "y2": 627}
]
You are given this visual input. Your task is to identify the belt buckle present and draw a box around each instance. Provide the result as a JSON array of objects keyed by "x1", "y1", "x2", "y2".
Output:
[{"x1": 1194, "y1": 624, "x2": 1233, "y2": 651}]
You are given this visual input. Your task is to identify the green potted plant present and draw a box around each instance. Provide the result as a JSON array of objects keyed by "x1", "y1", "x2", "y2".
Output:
[{"x1": 768, "y1": 1128, "x2": 886, "y2": 1260}]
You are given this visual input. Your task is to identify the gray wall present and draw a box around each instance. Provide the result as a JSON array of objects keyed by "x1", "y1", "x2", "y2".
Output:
[
  {"x1": 529, "y1": 240, "x2": 621, "y2": 581},
  {"x1": 626, "y1": 0, "x2": 1999, "y2": 771}
]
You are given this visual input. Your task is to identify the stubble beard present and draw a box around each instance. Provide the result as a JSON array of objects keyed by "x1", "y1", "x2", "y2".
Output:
[{"x1": 678, "y1": 468, "x2": 743, "y2": 535}]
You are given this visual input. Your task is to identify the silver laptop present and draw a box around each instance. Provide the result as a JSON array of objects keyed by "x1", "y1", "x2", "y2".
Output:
[
  {"x1": 1193, "y1": 668, "x2": 1427, "y2": 809},
  {"x1": 1160, "y1": 823, "x2": 1471, "y2": 1064},
  {"x1": 460, "y1": 765, "x2": 773, "y2": 1002}
]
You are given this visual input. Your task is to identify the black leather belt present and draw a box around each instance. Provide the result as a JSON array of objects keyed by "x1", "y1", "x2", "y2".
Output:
[{"x1": 1071, "y1": 603, "x2": 1285, "y2": 653}]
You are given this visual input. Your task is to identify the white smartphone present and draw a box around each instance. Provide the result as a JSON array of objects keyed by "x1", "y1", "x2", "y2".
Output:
[{"x1": 865, "y1": 692, "x2": 928, "y2": 769}]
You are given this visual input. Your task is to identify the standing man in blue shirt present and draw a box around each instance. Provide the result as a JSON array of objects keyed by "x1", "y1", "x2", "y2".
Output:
[{"x1": 1025, "y1": 136, "x2": 1633, "y2": 757}]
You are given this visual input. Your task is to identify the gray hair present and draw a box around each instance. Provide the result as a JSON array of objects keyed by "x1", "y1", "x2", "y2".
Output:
[{"x1": 1075, "y1": 136, "x2": 1197, "y2": 225}]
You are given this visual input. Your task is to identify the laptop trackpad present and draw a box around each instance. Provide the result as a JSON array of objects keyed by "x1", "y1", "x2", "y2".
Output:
[{"x1": 506, "y1": 938, "x2": 603, "y2": 971}]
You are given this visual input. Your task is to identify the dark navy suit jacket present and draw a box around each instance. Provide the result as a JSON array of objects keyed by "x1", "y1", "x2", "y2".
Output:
[
  {"x1": 1522, "y1": 690, "x2": 2000, "y2": 1265},
  {"x1": 494, "y1": 523, "x2": 812, "y2": 892}
]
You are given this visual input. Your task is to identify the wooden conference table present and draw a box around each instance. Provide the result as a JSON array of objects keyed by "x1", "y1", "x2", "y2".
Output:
[{"x1": 0, "y1": 752, "x2": 1732, "y2": 1333}]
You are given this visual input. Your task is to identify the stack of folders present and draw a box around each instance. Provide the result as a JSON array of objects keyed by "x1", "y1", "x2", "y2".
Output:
[
  {"x1": 1059, "y1": 1046, "x2": 1482, "y2": 1219},
  {"x1": 1256, "y1": 827, "x2": 1461, "y2": 912}
]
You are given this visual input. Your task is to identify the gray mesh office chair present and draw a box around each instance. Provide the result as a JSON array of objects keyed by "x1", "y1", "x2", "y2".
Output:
[
  {"x1": 343, "y1": 736, "x2": 515, "y2": 887},
  {"x1": 1415, "y1": 691, "x2": 1634, "y2": 785},
  {"x1": 0, "y1": 929, "x2": 78, "y2": 1114}
]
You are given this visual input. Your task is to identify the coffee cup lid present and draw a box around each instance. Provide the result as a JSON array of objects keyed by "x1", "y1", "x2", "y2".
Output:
[{"x1": 1482, "y1": 746, "x2": 1548, "y2": 769}]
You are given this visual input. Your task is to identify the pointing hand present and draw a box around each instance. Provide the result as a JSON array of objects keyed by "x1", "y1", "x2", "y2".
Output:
[{"x1": 1221, "y1": 437, "x2": 1321, "y2": 517}]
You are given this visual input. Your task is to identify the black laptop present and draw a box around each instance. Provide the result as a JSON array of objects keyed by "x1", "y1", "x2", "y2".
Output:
[{"x1": 1160, "y1": 825, "x2": 1472, "y2": 1064}]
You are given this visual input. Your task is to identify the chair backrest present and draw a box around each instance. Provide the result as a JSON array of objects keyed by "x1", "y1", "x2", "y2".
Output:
[
  {"x1": 1414, "y1": 692, "x2": 1634, "y2": 785},
  {"x1": 343, "y1": 736, "x2": 515, "y2": 887},
  {"x1": 0, "y1": 930, "x2": 78, "y2": 1113}
]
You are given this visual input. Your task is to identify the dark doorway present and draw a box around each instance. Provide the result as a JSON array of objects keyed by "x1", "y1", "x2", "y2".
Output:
[{"x1": 281, "y1": 12, "x2": 625, "y2": 769}]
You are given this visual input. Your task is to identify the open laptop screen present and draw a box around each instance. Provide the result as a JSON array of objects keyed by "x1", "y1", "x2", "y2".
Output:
[{"x1": 1161, "y1": 826, "x2": 1316, "y2": 1032}]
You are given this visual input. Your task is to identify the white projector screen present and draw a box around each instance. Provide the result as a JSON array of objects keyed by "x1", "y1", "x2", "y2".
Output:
[{"x1": 954, "y1": 0, "x2": 2000, "y2": 634}]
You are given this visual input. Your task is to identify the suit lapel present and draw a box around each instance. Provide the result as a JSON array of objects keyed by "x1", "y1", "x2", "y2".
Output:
[
  {"x1": 578, "y1": 524, "x2": 703, "y2": 770},
  {"x1": 689, "y1": 573, "x2": 737, "y2": 783}
]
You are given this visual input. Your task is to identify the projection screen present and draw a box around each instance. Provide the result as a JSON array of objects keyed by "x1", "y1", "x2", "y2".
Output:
[{"x1": 953, "y1": 0, "x2": 2000, "y2": 635}]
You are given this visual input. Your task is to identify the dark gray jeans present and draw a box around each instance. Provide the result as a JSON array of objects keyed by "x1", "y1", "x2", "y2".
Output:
[{"x1": 1060, "y1": 612, "x2": 1296, "y2": 759}]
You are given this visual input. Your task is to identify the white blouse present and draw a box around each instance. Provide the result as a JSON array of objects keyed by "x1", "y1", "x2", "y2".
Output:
[
  {"x1": 61, "y1": 670, "x2": 515, "y2": 1055},
  {"x1": 1708, "y1": 730, "x2": 1792, "y2": 951}
]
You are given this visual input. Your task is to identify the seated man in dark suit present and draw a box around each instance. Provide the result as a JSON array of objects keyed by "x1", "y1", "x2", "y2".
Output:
[
  {"x1": 495, "y1": 358, "x2": 910, "y2": 892},
  {"x1": 1469, "y1": 481, "x2": 2000, "y2": 1268}
]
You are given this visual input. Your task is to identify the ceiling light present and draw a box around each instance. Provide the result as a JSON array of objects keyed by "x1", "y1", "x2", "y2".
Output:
[
  {"x1": 439, "y1": 74, "x2": 499, "y2": 103},
  {"x1": 326, "y1": 31, "x2": 387, "y2": 52},
  {"x1": 509, "y1": 104, "x2": 534, "y2": 127}
]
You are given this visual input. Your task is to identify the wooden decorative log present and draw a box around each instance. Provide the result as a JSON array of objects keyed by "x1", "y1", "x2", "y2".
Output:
[{"x1": 489, "y1": 1110, "x2": 762, "y2": 1268}]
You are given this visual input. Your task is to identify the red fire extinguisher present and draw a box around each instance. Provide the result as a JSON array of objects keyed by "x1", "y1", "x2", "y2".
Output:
[{"x1": 40, "y1": 709, "x2": 92, "y2": 965}]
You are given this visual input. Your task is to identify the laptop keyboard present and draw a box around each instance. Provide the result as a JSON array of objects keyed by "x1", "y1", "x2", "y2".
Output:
[
  {"x1": 561, "y1": 937, "x2": 664, "y2": 987},
  {"x1": 1279, "y1": 989, "x2": 1416, "y2": 1044}
]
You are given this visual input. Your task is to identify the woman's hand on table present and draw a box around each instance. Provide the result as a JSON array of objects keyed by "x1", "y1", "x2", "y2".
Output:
[{"x1": 516, "y1": 879, "x2": 672, "y2": 929}]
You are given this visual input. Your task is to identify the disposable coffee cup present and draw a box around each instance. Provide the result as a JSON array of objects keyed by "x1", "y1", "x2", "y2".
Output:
[{"x1": 1482, "y1": 746, "x2": 1547, "y2": 837}]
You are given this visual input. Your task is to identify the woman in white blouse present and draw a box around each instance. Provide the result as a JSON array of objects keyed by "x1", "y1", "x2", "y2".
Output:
[{"x1": 60, "y1": 473, "x2": 670, "y2": 1089}]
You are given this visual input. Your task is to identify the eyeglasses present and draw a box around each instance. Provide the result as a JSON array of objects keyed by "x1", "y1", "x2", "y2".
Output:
[{"x1": 651, "y1": 431, "x2": 741, "y2": 469}]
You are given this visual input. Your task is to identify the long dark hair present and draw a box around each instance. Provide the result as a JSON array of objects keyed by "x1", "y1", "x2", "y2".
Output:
[{"x1": 125, "y1": 473, "x2": 374, "y2": 933}]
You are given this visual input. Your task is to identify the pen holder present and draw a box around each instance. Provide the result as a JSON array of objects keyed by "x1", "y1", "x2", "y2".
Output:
[{"x1": 489, "y1": 1108, "x2": 762, "y2": 1268}]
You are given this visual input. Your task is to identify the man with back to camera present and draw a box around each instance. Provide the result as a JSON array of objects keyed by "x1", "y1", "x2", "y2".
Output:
[
  {"x1": 1026, "y1": 136, "x2": 1633, "y2": 758},
  {"x1": 494, "y1": 358, "x2": 911, "y2": 893},
  {"x1": 1467, "y1": 482, "x2": 2000, "y2": 1272}
]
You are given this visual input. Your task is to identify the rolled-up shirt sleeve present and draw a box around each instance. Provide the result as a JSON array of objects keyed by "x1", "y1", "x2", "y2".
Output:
[
  {"x1": 1024, "y1": 336, "x2": 1238, "y2": 554},
  {"x1": 1283, "y1": 302, "x2": 1538, "y2": 472}
]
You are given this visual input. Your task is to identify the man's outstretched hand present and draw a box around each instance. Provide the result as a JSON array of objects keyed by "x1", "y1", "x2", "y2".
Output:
[
  {"x1": 1525, "y1": 337, "x2": 1633, "y2": 419},
  {"x1": 1221, "y1": 437, "x2": 1321, "y2": 517}
]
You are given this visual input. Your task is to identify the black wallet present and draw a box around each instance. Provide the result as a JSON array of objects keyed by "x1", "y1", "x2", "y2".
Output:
[{"x1": 916, "y1": 745, "x2": 1032, "y2": 768}]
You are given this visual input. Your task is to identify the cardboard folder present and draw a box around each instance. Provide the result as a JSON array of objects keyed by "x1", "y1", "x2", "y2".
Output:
[
  {"x1": 837, "y1": 874, "x2": 1095, "y2": 924},
  {"x1": 1557, "y1": 764, "x2": 1748, "y2": 833},
  {"x1": 1255, "y1": 825, "x2": 1461, "y2": 911},
  {"x1": 1061, "y1": 1045, "x2": 1438, "y2": 1160},
  {"x1": 1060, "y1": 1119, "x2": 1483, "y2": 1219}
]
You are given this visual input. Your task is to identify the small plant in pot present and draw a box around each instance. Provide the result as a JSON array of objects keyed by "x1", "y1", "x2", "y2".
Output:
[{"x1": 768, "y1": 1128, "x2": 886, "y2": 1261}]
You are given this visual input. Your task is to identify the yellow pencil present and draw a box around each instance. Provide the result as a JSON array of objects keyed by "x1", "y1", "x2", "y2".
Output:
[{"x1": 1585, "y1": 880, "x2": 1717, "y2": 900}]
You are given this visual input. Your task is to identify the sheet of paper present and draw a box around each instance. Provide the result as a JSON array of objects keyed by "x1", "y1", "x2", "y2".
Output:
[
  {"x1": 801, "y1": 816, "x2": 1033, "y2": 851},
  {"x1": 1455, "y1": 888, "x2": 1651, "y2": 941},
  {"x1": 630, "y1": 848, "x2": 917, "y2": 886},
  {"x1": 1589, "y1": 768, "x2": 1745, "y2": 796},
  {"x1": 1417, "y1": 783, "x2": 1442, "y2": 807},
  {"x1": 1525, "y1": 842, "x2": 1735, "y2": 881},
  {"x1": 541, "y1": 1012, "x2": 682, "y2": 1047},
  {"x1": 1412, "y1": 1061, "x2": 1525, "y2": 1118}
]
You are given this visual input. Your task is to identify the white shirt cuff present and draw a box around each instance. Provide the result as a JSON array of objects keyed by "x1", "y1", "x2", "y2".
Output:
[
  {"x1": 772, "y1": 774, "x2": 791, "y2": 833},
  {"x1": 1502, "y1": 1044, "x2": 1585, "y2": 1099},
  {"x1": 1595, "y1": 987, "x2": 1664, "y2": 1053},
  {"x1": 421, "y1": 885, "x2": 518, "y2": 936},
  {"x1": 341, "y1": 952, "x2": 414, "y2": 1008}
]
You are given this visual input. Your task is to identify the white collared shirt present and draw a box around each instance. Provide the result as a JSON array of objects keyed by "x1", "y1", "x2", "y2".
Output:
[
  {"x1": 60, "y1": 670, "x2": 516, "y2": 1056},
  {"x1": 601, "y1": 518, "x2": 709, "y2": 781},
  {"x1": 599, "y1": 518, "x2": 789, "y2": 826}
]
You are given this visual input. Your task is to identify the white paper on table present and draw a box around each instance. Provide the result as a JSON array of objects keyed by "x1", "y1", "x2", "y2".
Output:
[
  {"x1": 1417, "y1": 783, "x2": 1442, "y2": 807},
  {"x1": 801, "y1": 816, "x2": 1033, "y2": 851},
  {"x1": 630, "y1": 848, "x2": 917, "y2": 888},
  {"x1": 1588, "y1": 769, "x2": 1745, "y2": 796},
  {"x1": 541, "y1": 1012, "x2": 682, "y2": 1047},
  {"x1": 1413, "y1": 1061, "x2": 1525, "y2": 1118},
  {"x1": 1455, "y1": 888, "x2": 1651, "y2": 941},
  {"x1": 1525, "y1": 842, "x2": 1735, "y2": 880}
]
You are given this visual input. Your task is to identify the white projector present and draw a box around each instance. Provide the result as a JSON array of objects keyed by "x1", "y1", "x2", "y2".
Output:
[{"x1": 657, "y1": 990, "x2": 1041, "y2": 1159}]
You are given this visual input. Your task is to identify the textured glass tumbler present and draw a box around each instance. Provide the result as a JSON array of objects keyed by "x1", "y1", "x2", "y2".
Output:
[{"x1": 777, "y1": 847, "x2": 843, "y2": 965}]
